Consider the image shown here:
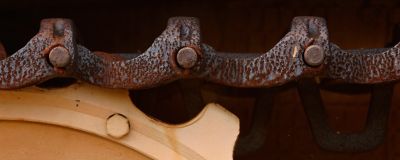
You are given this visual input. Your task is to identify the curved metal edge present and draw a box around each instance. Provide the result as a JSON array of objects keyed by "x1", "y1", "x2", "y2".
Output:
[
  {"x1": 0, "y1": 16, "x2": 330, "y2": 89},
  {"x1": 2, "y1": 16, "x2": 400, "y2": 89},
  {"x1": 198, "y1": 16, "x2": 328, "y2": 88},
  {"x1": 71, "y1": 17, "x2": 202, "y2": 89},
  {"x1": 233, "y1": 88, "x2": 273, "y2": 155},
  {"x1": 297, "y1": 78, "x2": 393, "y2": 152},
  {"x1": 0, "y1": 18, "x2": 75, "y2": 89},
  {"x1": 0, "y1": 83, "x2": 240, "y2": 160}
]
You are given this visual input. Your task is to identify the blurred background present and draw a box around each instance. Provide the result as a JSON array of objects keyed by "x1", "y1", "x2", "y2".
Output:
[{"x1": 1, "y1": 0, "x2": 400, "y2": 159}]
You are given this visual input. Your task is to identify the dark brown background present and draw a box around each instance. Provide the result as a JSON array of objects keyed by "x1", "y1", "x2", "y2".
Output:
[{"x1": 1, "y1": 0, "x2": 400, "y2": 159}]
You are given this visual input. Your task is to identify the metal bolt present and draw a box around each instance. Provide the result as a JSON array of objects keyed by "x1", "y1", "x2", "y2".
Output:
[
  {"x1": 106, "y1": 113, "x2": 130, "y2": 139},
  {"x1": 304, "y1": 45, "x2": 324, "y2": 67},
  {"x1": 176, "y1": 47, "x2": 198, "y2": 69},
  {"x1": 49, "y1": 46, "x2": 71, "y2": 68},
  {"x1": 53, "y1": 20, "x2": 65, "y2": 36}
]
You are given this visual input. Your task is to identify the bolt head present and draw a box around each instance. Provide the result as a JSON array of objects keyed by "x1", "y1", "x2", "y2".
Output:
[
  {"x1": 106, "y1": 114, "x2": 130, "y2": 139},
  {"x1": 176, "y1": 47, "x2": 198, "y2": 69},
  {"x1": 304, "y1": 45, "x2": 324, "y2": 67},
  {"x1": 49, "y1": 46, "x2": 71, "y2": 68}
]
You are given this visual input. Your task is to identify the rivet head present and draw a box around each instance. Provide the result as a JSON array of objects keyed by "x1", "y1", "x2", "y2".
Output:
[
  {"x1": 176, "y1": 47, "x2": 198, "y2": 69},
  {"x1": 304, "y1": 45, "x2": 324, "y2": 67},
  {"x1": 49, "y1": 46, "x2": 71, "y2": 68},
  {"x1": 106, "y1": 113, "x2": 130, "y2": 138}
]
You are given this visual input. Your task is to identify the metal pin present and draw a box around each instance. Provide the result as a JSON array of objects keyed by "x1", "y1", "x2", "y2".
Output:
[
  {"x1": 304, "y1": 45, "x2": 324, "y2": 67},
  {"x1": 49, "y1": 46, "x2": 71, "y2": 68},
  {"x1": 176, "y1": 47, "x2": 198, "y2": 69}
]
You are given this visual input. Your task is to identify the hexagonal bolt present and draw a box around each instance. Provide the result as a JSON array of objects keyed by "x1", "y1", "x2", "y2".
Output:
[
  {"x1": 49, "y1": 46, "x2": 71, "y2": 68},
  {"x1": 106, "y1": 113, "x2": 130, "y2": 139},
  {"x1": 303, "y1": 45, "x2": 325, "y2": 67},
  {"x1": 176, "y1": 47, "x2": 198, "y2": 69}
]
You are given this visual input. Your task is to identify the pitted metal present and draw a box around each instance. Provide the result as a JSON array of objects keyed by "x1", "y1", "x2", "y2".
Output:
[
  {"x1": 0, "y1": 16, "x2": 330, "y2": 89},
  {"x1": 0, "y1": 16, "x2": 398, "y2": 153},
  {"x1": 326, "y1": 45, "x2": 400, "y2": 83},
  {"x1": 0, "y1": 19, "x2": 75, "y2": 89},
  {"x1": 69, "y1": 17, "x2": 202, "y2": 89},
  {"x1": 3, "y1": 16, "x2": 399, "y2": 89},
  {"x1": 195, "y1": 17, "x2": 329, "y2": 87}
]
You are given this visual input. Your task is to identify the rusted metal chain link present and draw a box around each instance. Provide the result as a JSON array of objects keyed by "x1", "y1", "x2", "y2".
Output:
[
  {"x1": 1, "y1": 16, "x2": 399, "y2": 88},
  {"x1": 0, "y1": 16, "x2": 397, "y2": 153},
  {"x1": 0, "y1": 16, "x2": 328, "y2": 89}
]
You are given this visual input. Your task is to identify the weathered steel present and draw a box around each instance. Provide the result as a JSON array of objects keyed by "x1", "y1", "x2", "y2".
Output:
[
  {"x1": 197, "y1": 17, "x2": 328, "y2": 87},
  {"x1": 0, "y1": 19, "x2": 74, "y2": 89},
  {"x1": 298, "y1": 79, "x2": 393, "y2": 152},
  {"x1": 1, "y1": 16, "x2": 399, "y2": 89},
  {"x1": 0, "y1": 16, "x2": 329, "y2": 89},
  {"x1": 0, "y1": 16, "x2": 398, "y2": 153},
  {"x1": 326, "y1": 46, "x2": 399, "y2": 83}
]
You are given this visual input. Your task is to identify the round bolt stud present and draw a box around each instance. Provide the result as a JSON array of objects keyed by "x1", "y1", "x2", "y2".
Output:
[
  {"x1": 176, "y1": 47, "x2": 198, "y2": 69},
  {"x1": 49, "y1": 46, "x2": 71, "y2": 68},
  {"x1": 106, "y1": 113, "x2": 130, "y2": 138},
  {"x1": 304, "y1": 45, "x2": 325, "y2": 67}
]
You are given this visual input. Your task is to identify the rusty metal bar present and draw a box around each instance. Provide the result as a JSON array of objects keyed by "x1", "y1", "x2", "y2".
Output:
[
  {"x1": 326, "y1": 46, "x2": 399, "y2": 83},
  {"x1": 0, "y1": 16, "x2": 398, "y2": 153},
  {"x1": 0, "y1": 17, "x2": 328, "y2": 89},
  {"x1": 1, "y1": 16, "x2": 399, "y2": 89}
]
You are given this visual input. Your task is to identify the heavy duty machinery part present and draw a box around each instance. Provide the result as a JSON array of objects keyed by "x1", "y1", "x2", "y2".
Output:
[
  {"x1": 0, "y1": 17, "x2": 327, "y2": 89},
  {"x1": 0, "y1": 83, "x2": 240, "y2": 160},
  {"x1": 234, "y1": 88, "x2": 274, "y2": 155},
  {"x1": 1, "y1": 16, "x2": 400, "y2": 88},
  {"x1": 0, "y1": 16, "x2": 398, "y2": 153},
  {"x1": 298, "y1": 79, "x2": 393, "y2": 152}
]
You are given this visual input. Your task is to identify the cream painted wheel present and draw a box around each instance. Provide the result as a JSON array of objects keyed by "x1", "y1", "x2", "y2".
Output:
[{"x1": 0, "y1": 82, "x2": 239, "y2": 160}]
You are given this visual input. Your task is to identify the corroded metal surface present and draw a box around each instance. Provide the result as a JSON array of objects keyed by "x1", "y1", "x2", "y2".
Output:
[
  {"x1": 326, "y1": 46, "x2": 399, "y2": 83},
  {"x1": 1, "y1": 16, "x2": 399, "y2": 88},
  {"x1": 197, "y1": 17, "x2": 328, "y2": 87},
  {"x1": 0, "y1": 16, "x2": 398, "y2": 153},
  {"x1": 0, "y1": 19, "x2": 75, "y2": 89},
  {"x1": 0, "y1": 17, "x2": 329, "y2": 89}
]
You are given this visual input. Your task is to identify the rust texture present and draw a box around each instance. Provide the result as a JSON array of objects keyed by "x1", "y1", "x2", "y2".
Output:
[
  {"x1": 327, "y1": 46, "x2": 399, "y2": 83},
  {"x1": 0, "y1": 19, "x2": 75, "y2": 89},
  {"x1": 2, "y1": 16, "x2": 398, "y2": 88},
  {"x1": 0, "y1": 16, "x2": 398, "y2": 153},
  {"x1": 198, "y1": 17, "x2": 328, "y2": 87},
  {"x1": 0, "y1": 16, "x2": 331, "y2": 89}
]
